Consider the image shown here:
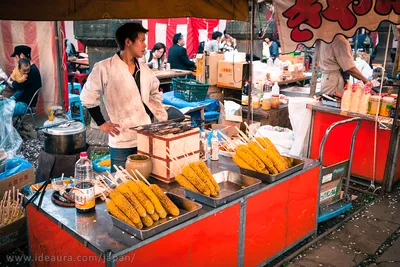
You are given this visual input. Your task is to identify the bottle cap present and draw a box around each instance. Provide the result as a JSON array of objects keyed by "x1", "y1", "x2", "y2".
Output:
[{"x1": 80, "y1": 152, "x2": 88, "y2": 158}]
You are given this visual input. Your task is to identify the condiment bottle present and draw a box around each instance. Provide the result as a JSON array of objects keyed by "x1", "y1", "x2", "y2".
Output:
[
  {"x1": 199, "y1": 132, "x2": 209, "y2": 161},
  {"x1": 262, "y1": 93, "x2": 271, "y2": 111},
  {"x1": 368, "y1": 96, "x2": 381, "y2": 115},
  {"x1": 210, "y1": 131, "x2": 219, "y2": 161},
  {"x1": 379, "y1": 97, "x2": 394, "y2": 117},
  {"x1": 74, "y1": 152, "x2": 95, "y2": 213},
  {"x1": 271, "y1": 94, "x2": 280, "y2": 109}
]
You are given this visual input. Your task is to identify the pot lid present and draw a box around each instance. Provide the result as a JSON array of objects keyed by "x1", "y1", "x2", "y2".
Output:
[{"x1": 44, "y1": 121, "x2": 85, "y2": 135}]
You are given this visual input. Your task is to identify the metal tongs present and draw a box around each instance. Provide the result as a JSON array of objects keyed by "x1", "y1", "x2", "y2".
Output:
[{"x1": 23, "y1": 177, "x2": 52, "y2": 210}]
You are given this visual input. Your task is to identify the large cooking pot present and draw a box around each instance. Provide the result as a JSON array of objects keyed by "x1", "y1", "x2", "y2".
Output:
[{"x1": 43, "y1": 121, "x2": 86, "y2": 155}]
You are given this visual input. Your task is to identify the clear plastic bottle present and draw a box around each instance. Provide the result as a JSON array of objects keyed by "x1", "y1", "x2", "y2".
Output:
[
  {"x1": 210, "y1": 131, "x2": 219, "y2": 161},
  {"x1": 199, "y1": 132, "x2": 209, "y2": 161},
  {"x1": 272, "y1": 82, "x2": 280, "y2": 95},
  {"x1": 74, "y1": 152, "x2": 95, "y2": 213}
]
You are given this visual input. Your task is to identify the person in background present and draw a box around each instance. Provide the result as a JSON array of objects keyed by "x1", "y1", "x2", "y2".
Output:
[
  {"x1": 220, "y1": 30, "x2": 237, "y2": 52},
  {"x1": 80, "y1": 23, "x2": 168, "y2": 169},
  {"x1": 319, "y1": 35, "x2": 371, "y2": 95},
  {"x1": 205, "y1": 31, "x2": 223, "y2": 53},
  {"x1": 0, "y1": 67, "x2": 7, "y2": 94},
  {"x1": 145, "y1": 42, "x2": 167, "y2": 70},
  {"x1": 262, "y1": 38, "x2": 270, "y2": 62},
  {"x1": 264, "y1": 34, "x2": 279, "y2": 60},
  {"x1": 6, "y1": 58, "x2": 31, "y2": 100},
  {"x1": 168, "y1": 33, "x2": 196, "y2": 71},
  {"x1": 4, "y1": 45, "x2": 42, "y2": 116}
]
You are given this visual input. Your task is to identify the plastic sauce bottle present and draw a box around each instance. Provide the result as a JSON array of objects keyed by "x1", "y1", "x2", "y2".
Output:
[
  {"x1": 241, "y1": 81, "x2": 249, "y2": 106},
  {"x1": 262, "y1": 93, "x2": 272, "y2": 111},
  {"x1": 210, "y1": 131, "x2": 219, "y2": 161},
  {"x1": 349, "y1": 83, "x2": 363, "y2": 113},
  {"x1": 74, "y1": 152, "x2": 95, "y2": 213},
  {"x1": 272, "y1": 82, "x2": 280, "y2": 95},
  {"x1": 199, "y1": 132, "x2": 209, "y2": 161}
]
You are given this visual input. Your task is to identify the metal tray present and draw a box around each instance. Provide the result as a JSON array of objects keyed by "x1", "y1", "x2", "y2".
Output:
[
  {"x1": 110, "y1": 192, "x2": 202, "y2": 240},
  {"x1": 184, "y1": 171, "x2": 261, "y2": 208},
  {"x1": 240, "y1": 157, "x2": 305, "y2": 183}
]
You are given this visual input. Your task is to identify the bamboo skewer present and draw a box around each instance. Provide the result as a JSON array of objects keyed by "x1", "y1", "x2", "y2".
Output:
[
  {"x1": 158, "y1": 160, "x2": 177, "y2": 176},
  {"x1": 130, "y1": 170, "x2": 140, "y2": 181},
  {"x1": 106, "y1": 171, "x2": 120, "y2": 185},
  {"x1": 134, "y1": 170, "x2": 152, "y2": 186}
]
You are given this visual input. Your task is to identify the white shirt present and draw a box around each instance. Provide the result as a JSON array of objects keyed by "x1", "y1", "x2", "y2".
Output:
[{"x1": 80, "y1": 54, "x2": 167, "y2": 148}]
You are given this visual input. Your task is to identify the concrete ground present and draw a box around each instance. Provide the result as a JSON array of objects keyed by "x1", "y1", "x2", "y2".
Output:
[{"x1": 286, "y1": 184, "x2": 400, "y2": 267}]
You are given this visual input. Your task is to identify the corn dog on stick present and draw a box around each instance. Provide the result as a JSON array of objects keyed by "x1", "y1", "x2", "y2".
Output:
[
  {"x1": 116, "y1": 183, "x2": 147, "y2": 217},
  {"x1": 150, "y1": 211, "x2": 159, "y2": 221},
  {"x1": 175, "y1": 173, "x2": 199, "y2": 192},
  {"x1": 109, "y1": 190, "x2": 141, "y2": 224},
  {"x1": 189, "y1": 163, "x2": 218, "y2": 197},
  {"x1": 196, "y1": 161, "x2": 220, "y2": 192},
  {"x1": 182, "y1": 165, "x2": 210, "y2": 196},
  {"x1": 141, "y1": 214, "x2": 154, "y2": 227},
  {"x1": 126, "y1": 180, "x2": 155, "y2": 215},
  {"x1": 106, "y1": 199, "x2": 136, "y2": 227},
  {"x1": 248, "y1": 141, "x2": 279, "y2": 174},
  {"x1": 149, "y1": 184, "x2": 180, "y2": 216},
  {"x1": 235, "y1": 145, "x2": 267, "y2": 173},
  {"x1": 232, "y1": 155, "x2": 256, "y2": 171},
  {"x1": 134, "y1": 171, "x2": 168, "y2": 219}
]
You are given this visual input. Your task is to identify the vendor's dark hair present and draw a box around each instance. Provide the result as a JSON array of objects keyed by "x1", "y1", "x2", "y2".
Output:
[
  {"x1": 212, "y1": 31, "x2": 223, "y2": 40},
  {"x1": 173, "y1": 33, "x2": 183, "y2": 44},
  {"x1": 266, "y1": 34, "x2": 274, "y2": 41},
  {"x1": 115, "y1": 22, "x2": 148, "y2": 50},
  {"x1": 18, "y1": 58, "x2": 30, "y2": 69}
]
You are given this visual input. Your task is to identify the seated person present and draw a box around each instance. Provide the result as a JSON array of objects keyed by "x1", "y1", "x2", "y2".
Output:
[
  {"x1": 6, "y1": 58, "x2": 31, "y2": 100},
  {"x1": 205, "y1": 31, "x2": 223, "y2": 53},
  {"x1": 144, "y1": 42, "x2": 166, "y2": 70},
  {"x1": 168, "y1": 33, "x2": 196, "y2": 71},
  {"x1": 220, "y1": 30, "x2": 237, "y2": 52},
  {"x1": 7, "y1": 45, "x2": 42, "y2": 116}
]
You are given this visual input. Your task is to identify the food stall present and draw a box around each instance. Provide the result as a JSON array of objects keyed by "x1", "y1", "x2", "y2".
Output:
[
  {"x1": 27, "y1": 156, "x2": 320, "y2": 266},
  {"x1": 272, "y1": 0, "x2": 400, "y2": 192}
]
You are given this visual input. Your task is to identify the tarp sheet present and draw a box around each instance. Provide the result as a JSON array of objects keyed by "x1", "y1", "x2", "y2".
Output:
[
  {"x1": 0, "y1": 0, "x2": 249, "y2": 22},
  {"x1": 273, "y1": 0, "x2": 400, "y2": 53}
]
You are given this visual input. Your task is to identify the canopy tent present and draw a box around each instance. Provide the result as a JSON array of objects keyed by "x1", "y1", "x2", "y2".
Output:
[
  {"x1": 272, "y1": 0, "x2": 400, "y2": 53},
  {"x1": 0, "y1": 0, "x2": 249, "y2": 22}
]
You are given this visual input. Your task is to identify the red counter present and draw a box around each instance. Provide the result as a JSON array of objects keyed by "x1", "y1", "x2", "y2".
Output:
[
  {"x1": 308, "y1": 103, "x2": 400, "y2": 185},
  {"x1": 27, "y1": 159, "x2": 320, "y2": 267}
]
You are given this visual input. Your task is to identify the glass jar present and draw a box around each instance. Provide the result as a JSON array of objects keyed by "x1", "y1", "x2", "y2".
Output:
[
  {"x1": 251, "y1": 94, "x2": 260, "y2": 109},
  {"x1": 379, "y1": 97, "x2": 394, "y2": 117},
  {"x1": 262, "y1": 94, "x2": 272, "y2": 111},
  {"x1": 368, "y1": 96, "x2": 381, "y2": 115},
  {"x1": 271, "y1": 94, "x2": 280, "y2": 109}
]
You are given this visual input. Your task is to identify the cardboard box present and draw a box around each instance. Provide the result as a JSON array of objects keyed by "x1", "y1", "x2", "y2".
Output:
[
  {"x1": 0, "y1": 217, "x2": 27, "y2": 253},
  {"x1": 0, "y1": 167, "x2": 35, "y2": 198},
  {"x1": 196, "y1": 53, "x2": 225, "y2": 85},
  {"x1": 137, "y1": 128, "x2": 200, "y2": 183},
  {"x1": 206, "y1": 53, "x2": 225, "y2": 85},
  {"x1": 279, "y1": 55, "x2": 305, "y2": 65},
  {"x1": 217, "y1": 60, "x2": 249, "y2": 89}
]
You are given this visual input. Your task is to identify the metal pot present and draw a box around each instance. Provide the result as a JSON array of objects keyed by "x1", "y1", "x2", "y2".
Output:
[{"x1": 43, "y1": 121, "x2": 86, "y2": 155}]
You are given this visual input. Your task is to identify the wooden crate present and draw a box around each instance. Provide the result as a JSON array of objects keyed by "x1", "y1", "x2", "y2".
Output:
[{"x1": 137, "y1": 128, "x2": 200, "y2": 183}]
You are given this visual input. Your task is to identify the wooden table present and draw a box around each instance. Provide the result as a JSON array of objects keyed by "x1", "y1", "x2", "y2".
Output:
[
  {"x1": 278, "y1": 75, "x2": 311, "y2": 86},
  {"x1": 155, "y1": 69, "x2": 193, "y2": 85}
]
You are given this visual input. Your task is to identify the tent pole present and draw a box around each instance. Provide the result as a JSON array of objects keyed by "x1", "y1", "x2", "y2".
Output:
[
  {"x1": 309, "y1": 40, "x2": 321, "y2": 98},
  {"x1": 54, "y1": 21, "x2": 64, "y2": 108},
  {"x1": 247, "y1": 0, "x2": 255, "y2": 125},
  {"x1": 392, "y1": 27, "x2": 400, "y2": 79}
]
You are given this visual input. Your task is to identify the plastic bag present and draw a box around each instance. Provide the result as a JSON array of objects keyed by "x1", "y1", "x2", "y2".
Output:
[
  {"x1": 256, "y1": 125, "x2": 294, "y2": 154},
  {"x1": 0, "y1": 157, "x2": 32, "y2": 180},
  {"x1": 0, "y1": 98, "x2": 23, "y2": 158},
  {"x1": 288, "y1": 97, "x2": 317, "y2": 156}
]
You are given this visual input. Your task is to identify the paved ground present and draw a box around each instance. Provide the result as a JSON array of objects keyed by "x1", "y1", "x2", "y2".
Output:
[{"x1": 287, "y1": 185, "x2": 400, "y2": 267}]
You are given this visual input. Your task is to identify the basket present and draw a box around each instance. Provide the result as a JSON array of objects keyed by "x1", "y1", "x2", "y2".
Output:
[{"x1": 173, "y1": 78, "x2": 209, "y2": 102}]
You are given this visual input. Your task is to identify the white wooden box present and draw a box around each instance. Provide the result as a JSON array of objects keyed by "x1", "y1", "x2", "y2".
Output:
[{"x1": 137, "y1": 128, "x2": 200, "y2": 183}]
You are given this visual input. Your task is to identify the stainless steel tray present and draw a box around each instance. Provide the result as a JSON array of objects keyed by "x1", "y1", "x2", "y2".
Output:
[
  {"x1": 110, "y1": 192, "x2": 202, "y2": 240},
  {"x1": 183, "y1": 171, "x2": 261, "y2": 208},
  {"x1": 240, "y1": 157, "x2": 305, "y2": 183}
]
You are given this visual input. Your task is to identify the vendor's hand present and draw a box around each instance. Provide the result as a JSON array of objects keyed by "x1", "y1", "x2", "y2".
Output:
[
  {"x1": 99, "y1": 122, "x2": 120, "y2": 137},
  {"x1": 21, "y1": 74, "x2": 28, "y2": 82}
]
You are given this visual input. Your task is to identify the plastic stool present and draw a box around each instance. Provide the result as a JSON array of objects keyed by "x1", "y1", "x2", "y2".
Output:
[
  {"x1": 67, "y1": 94, "x2": 85, "y2": 124},
  {"x1": 74, "y1": 73, "x2": 89, "y2": 88},
  {"x1": 68, "y1": 82, "x2": 82, "y2": 95}
]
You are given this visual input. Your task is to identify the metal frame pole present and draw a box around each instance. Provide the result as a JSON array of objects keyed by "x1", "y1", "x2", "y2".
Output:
[
  {"x1": 54, "y1": 21, "x2": 65, "y2": 108},
  {"x1": 247, "y1": 0, "x2": 255, "y2": 125}
]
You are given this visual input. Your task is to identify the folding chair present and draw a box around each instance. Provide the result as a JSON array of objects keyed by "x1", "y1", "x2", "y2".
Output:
[{"x1": 14, "y1": 88, "x2": 41, "y2": 131}]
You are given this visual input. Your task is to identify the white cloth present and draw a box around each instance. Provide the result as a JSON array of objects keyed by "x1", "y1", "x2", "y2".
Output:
[
  {"x1": 80, "y1": 54, "x2": 167, "y2": 148},
  {"x1": 262, "y1": 42, "x2": 270, "y2": 59}
]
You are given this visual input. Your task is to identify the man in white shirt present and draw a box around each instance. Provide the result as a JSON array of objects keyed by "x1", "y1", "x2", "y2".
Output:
[
  {"x1": 80, "y1": 23, "x2": 167, "y2": 169},
  {"x1": 319, "y1": 35, "x2": 371, "y2": 95}
]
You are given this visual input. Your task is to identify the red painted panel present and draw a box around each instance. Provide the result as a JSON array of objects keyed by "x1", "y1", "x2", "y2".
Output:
[
  {"x1": 27, "y1": 205, "x2": 104, "y2": 267},
  {"x1": 310, "y1": 111, "x2": 395, "y2": 182},
  {"x1": 118, "y1": 204, "x2": 240, "y2": 267},
  {"x1": 244, "y1": 182, "x2": 290, "y2": 267},
  {"x1": 286, "y1": 167, "x2": 319, "y2": 246}
]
